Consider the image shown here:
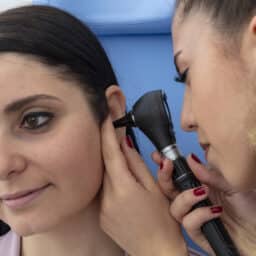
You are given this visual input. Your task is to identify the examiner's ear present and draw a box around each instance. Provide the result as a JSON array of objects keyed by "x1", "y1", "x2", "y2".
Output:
[{"x1": 105, "y1": 85, "x2": 126, "y2": 140}]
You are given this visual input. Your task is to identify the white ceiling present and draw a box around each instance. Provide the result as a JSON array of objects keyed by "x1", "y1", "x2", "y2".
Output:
[{"x1": 0, "y1": 0, "x2": 32, "y2": 12}]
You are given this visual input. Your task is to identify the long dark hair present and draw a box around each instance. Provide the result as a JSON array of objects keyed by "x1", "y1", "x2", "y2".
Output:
[{"x1": 0, "y1": 5, "x2": 138, "y2": 235}]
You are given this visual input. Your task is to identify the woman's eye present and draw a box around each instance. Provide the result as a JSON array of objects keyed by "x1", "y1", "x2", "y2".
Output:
[
  {"x1": 174, "y1": 68, "x2": 189, "y2": 84},
  {"x1": 20, "y1": 112, "x2": 54, "y2": 130}
]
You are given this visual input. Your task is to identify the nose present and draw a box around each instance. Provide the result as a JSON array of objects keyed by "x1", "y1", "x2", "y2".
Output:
[
  {"x1": 180, "y1": 90, "x2": 197, "y2": 132},
  {"x1": 0, "y1": 140, "x2": 26, "y2": 180}
]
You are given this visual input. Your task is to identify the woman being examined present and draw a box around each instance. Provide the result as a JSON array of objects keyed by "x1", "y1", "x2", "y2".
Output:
[{"x1": 0, "y1": 5, "x2": 189, "y2": 256}]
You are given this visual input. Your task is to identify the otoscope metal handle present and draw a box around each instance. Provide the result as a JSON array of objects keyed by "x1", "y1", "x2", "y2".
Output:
[{"x1": 173, "y1": 156, "x2": 240, "y2": 256}]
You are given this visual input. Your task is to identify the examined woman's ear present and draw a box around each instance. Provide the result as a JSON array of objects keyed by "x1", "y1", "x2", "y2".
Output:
[{"x1": 105, "y1": 85, "x2": 126, "y2": 120}]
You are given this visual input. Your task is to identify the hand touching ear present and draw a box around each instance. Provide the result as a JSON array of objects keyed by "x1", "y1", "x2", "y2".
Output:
[{"x1": 100, "y1": 116, "x2": 188, "y2": 256}]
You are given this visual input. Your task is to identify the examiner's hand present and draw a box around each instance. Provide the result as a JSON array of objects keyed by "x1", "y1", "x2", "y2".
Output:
[
  {"x1": 152, "y1": 151, "x2": 256, "y2": 256},
  {"x1": 100, "y1": 116, "x2": 188, "y2": 256}
]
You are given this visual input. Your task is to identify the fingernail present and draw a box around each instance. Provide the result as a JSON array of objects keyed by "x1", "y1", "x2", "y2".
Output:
[
  {"x1": 191, "y1": 153, "x2": 202, "y2": 164},
  {"x1": 193, "y1": 186, "x2": 206, "y2": 196},
  {"x1": 211, "y1": 206, "x2": 223, "y2": 214},
  {"x1": 126, "y1": 136, "x2": 134, "y2": 149}
]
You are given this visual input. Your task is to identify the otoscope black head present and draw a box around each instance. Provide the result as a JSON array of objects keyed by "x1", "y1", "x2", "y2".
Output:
[{"x1": 113, "y1": 90, "x2": 176, "y2": 151}]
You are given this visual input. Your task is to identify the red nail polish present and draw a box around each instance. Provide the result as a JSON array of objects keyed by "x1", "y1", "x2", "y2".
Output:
[
  {"x1": 126, "y1": 136, "x2": 134, "y2": 148},
  {"x1": 193, "y1": 187, "x2": 206, "y2": 196},
  {"x1": 191, "y1": 153, "x2": 202, "y2": 164},
  {"x1": 211, "y1": 206, "x2": 223, "y2": 214},
  {"x1": 160, "y1": 161, "x2": 164, "y2": 170}
]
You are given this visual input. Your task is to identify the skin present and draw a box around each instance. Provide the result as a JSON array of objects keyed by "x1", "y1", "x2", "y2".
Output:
[
  {"x1": 91, "y1": 4, "x2": 256, "y2": 256},
  {"x1": 0, "y1": 53, "x2": 127, "y2": 256},
  {"x1": 172, "y1": 10, "x2": 256, "y2": 191},
  {"x1": 100, "y1": 117, "x2": 188, "y2": 256},
  {"x1": 88, "y1": 8, "x2": 256, "y2": 256},
  {"x1": 154, "y1": 8, "x2": 256, "y2": 255}
]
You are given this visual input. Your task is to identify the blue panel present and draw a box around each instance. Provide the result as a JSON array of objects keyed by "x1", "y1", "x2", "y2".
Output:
[
  {"x1": 98, "y1": 35, "x2": 205, "y2": 176},
  {"x1": 33, "y1": 0, "x2": 175, "y2": 35}
]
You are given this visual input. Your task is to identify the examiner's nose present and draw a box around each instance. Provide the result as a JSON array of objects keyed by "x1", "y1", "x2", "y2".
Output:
[{"x1": 180, "y1": 93, "x2": 197, "y2": 132}]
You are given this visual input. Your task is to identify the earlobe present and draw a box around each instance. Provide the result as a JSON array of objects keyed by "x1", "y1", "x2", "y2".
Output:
[{"x1": 105, "y1": 85, "x2": 126, "y2": 121}]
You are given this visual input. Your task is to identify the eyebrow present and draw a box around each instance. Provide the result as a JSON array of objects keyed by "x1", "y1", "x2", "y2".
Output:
[
  {"x1": 4, "y1": 94, "x2": 62, "y2": 113},
  {"x1": 174, "y1": 50, "x2": 182, "y2": 75}
]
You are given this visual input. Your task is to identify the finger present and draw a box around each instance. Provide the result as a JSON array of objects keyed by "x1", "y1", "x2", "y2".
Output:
[
  {"x1": 187, "y1": 154, "x2": 232, "y2": 194},
  {"x1": 101, "y1": 116, "x2": 134, "y2": 186},
  {"x1": 151, "y1": 151, "x2": 163, "y2": 165},
  {"x1": 182, "y1": 205, "x2": 223, "y2": 249},
  {"x1": 120, "y1": 135, "x2": 158, "y2": 192},
  {"x1": 156, "y1": 158, "x2": 179, "y2": 199},
  {"x1": 170, "y1": 186, "x2": 209, "y2": 222}
]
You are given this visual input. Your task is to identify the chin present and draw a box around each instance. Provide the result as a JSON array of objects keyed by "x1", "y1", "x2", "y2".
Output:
[
  {"x1": 233, "y1": 181, "x2": 255, "y2": 192},
  {"x1": 8, "y1": 215, "x2": 57, "y2": 236},
  {"x1": 9, "y1": 223, "x2": 38, "y2": 236},
  {"x1": 226, "y1": 173, "x2": 255, "y2": 192}
]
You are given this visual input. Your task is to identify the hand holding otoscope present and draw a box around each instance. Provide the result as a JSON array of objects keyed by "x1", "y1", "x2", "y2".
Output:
[{"x1": 113, "y1": 90, "x2": 240, "y2": 256}]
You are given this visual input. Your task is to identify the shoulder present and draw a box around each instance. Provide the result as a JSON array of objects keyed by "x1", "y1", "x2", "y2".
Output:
[{"x1": 0, "y1": 230, "x2": 21, "y2": 256}]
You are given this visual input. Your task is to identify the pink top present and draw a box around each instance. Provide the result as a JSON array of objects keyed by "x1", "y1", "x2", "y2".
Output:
[{"x1": 0, "y1": 230, "x2": 204, "y2": 256}]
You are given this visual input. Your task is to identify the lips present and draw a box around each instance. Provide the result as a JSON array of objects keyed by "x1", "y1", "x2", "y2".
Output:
[
  {"x1": 199, "y1": 143, "x2": 210, "y2": 160},
  {"x1": 200, "y1": 143, "x2": 210, "y2": 151},
  {"x1": 1, "y1": 184, "x2": 51, "y2": 210},
  {"x1": 1, "y1": 184, "x2": 50, "y2": 201}
]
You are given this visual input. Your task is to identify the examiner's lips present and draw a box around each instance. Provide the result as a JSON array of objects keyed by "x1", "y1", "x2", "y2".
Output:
[
  {"x1": 1, "y1": 184, "x2": 51, "y2": 210},
  {"x1": 200, "y1": 143, "x2": 210, "y2": 159}
]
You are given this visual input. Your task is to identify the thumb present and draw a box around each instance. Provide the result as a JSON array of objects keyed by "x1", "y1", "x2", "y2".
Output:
[{"x1": 101, "y1": 115, "x2": 134, "y2": 187}]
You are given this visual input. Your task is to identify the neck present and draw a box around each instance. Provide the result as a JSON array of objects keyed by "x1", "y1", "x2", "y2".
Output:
[
  {"x1": 221, "y1": 190, "x2": 256, "y2": 256},
  {"x1": 21, "y1": 197, "x2": 124, "y2": 256}
]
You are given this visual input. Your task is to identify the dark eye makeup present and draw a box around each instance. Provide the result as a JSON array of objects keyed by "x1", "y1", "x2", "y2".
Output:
[
  {"x1": 174, "y1": 68, "x2": 189, "y2": 84},
  {"x1": 20, "y1": 111, "x2": 54, "y2": 130}
]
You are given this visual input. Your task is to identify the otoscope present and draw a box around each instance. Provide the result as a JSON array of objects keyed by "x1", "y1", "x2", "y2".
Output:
[{"x1": 113, "y1": 90, "x2": 240, "y2": 256}]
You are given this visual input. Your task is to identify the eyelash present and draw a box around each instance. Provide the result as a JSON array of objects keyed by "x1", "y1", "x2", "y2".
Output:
[
  {"x1": 175, "y1": 68, "x2": 189, "y2": 83},
  {"x1": 20, "y1": 111, "x2": 54, "y2": 130}
]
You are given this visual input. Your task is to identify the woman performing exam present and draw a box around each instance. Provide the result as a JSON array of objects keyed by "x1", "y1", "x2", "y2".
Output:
[{"x1": 100, "y1": 1, "x2": 256, "y2": 256}]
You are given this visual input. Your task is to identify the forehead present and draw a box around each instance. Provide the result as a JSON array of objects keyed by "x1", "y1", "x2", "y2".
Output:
[
  {"x1": 172, "y1": 10, "x2": 214, "y2": 55},
  {"x1": 0, "y1": 53, "x2": 86, "y2": 108}
]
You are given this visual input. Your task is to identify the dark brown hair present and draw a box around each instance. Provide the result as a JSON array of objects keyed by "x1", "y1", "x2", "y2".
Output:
[{"x1": 175, "y1": 1, "x2": 256, "y2": 39}]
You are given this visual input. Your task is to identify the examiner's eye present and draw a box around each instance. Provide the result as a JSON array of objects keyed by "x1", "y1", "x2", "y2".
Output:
[
  {"x1": 174, "y1": 68, "x2": 189, "y2": 84},
  {"x1": 21, "y1": 112, "x2": 54, "y2": 130}
]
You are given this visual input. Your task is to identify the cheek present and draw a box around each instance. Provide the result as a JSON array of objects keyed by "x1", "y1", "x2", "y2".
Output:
[
  {"x1": 3, "y1": 122, "x2": 104, "y2": 235},
  {"x1": 195, "y1": 87, "x2": 256, "y2": 189},
  {"x1": 220, "y1": 142, "x2": 256, "y2": 191},
  {"x1": 40, "y1": 122, "x2": 103, "y2": 194},
  {"x1": 15, "y1": 120, "x2": 105, "y2": 232},
  {"x1": 28, "y1": 119, "x2": 103, "y2": 213}
]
